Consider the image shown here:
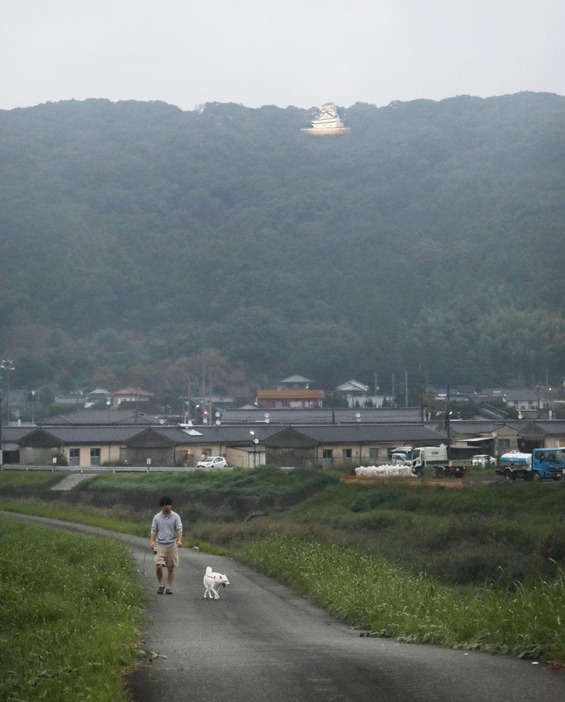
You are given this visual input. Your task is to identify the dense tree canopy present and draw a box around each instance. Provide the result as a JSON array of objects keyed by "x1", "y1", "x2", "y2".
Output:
[{"x1": 0, "y1": 93, "x2": 564, "y2": 396}]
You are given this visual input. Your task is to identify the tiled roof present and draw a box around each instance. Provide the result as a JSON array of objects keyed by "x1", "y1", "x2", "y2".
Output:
[
  {"x1": 161, "y1": 423, "x2": 447, "y2": 445},
  {"x1": 295, "y1": 424, "x2": 446, "y2": 444},
  {"x1": 20, "y1": 426, "x2": 147, "y2": 446},
  {"x1": 257, "y1": 389, "x2": 324, "y2": 399},
  {"x1": 7, "y1": 418, "x2": 565, "y2": 452}
]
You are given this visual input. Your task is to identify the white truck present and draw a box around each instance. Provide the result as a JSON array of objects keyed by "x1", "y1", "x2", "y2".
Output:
[
  {"x1": 393, "y1": 444, "x2": 466, "y2": 478},
  {"x1": 390, "y1": 446, "x2": 413, "y2": 466}
]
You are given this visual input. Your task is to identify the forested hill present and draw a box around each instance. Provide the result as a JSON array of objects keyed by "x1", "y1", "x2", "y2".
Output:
[{"x1": 1, "y1": 93, "x2": 564, "y2": 395}]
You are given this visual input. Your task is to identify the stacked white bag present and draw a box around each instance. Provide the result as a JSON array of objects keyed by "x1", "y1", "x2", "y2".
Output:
[{"x1": 354, "y1": 465, "x2": 415, "y2": 478}]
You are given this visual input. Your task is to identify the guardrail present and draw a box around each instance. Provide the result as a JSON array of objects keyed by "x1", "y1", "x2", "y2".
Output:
[{"x1": 0, "y1": 464, "x2": 211, "y2": 473}]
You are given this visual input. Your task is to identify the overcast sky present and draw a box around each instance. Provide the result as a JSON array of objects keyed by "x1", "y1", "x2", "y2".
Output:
[{"x1": 1, "y1": 0, "x2": 564, "y2": 112}]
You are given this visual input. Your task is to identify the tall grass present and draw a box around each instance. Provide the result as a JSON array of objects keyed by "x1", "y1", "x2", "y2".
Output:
[
  {"x1": 0, "y1": 516, "x2": 147, "y2": 701},
  {"x1": 234, "y1": 533, "x2": 565, "y2": 664}
]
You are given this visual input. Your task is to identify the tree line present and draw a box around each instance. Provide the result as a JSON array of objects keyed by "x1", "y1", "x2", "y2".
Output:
[{"x1": 0, "y1": 93, "x2": 564, "y2": 399}]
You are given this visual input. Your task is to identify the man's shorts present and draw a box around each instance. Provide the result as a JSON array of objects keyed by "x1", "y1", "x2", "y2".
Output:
[{"x1": 154, "y1": 542, "x2": 179, "y2": 568}]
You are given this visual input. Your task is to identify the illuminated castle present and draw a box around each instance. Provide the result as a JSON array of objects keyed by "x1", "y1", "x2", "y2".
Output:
[{"x1": 301, "y1": 103, "x2": 351, "y2": 136}]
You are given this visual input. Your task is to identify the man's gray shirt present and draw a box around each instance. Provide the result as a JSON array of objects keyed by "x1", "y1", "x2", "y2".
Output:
[{"x1": 151, "y1": 510, "x2": 183, "y2": 544}]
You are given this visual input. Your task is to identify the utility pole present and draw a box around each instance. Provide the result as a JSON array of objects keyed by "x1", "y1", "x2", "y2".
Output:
[
  {"x1": 445, "y1": 380, "x2": 452, "y2": 460},
  {"x1": 185, "y1": 375, "x2": 191, "y2": 423},
  {"x1": 0, "y1": 395, "x2": 3, "y2": 468}
]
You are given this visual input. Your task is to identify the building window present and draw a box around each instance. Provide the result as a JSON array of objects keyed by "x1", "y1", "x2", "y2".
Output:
[
  {"x1": 69, "y1": 448, "x2": 80, "y2": 466},
  {"x1": 342, "y1": 448, "x2": 352, "y2": 460},
  {"x1": 322, "y1": 449, "x2": 333, "y2": 459},
  {"x1": 90, "y1": 448, "x2": 101, "y2": 466},
  {"x1": 498, "y1": 439, "x2": 510, "y2": 453}
]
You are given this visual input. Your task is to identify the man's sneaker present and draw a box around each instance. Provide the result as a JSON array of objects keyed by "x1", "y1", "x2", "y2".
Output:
[{"x1": 157, "y1": 585, "x2": 165, "y2": 594}]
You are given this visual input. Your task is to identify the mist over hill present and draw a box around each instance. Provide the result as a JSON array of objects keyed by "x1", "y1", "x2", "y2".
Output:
[{"x1": 1, "y1": 93, "x2": 564, "y2": 397}]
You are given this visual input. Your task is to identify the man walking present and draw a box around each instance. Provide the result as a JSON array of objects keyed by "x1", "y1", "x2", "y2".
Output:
[{"x1": 150, "y1": 496, "x2": 183, "y2": 594}]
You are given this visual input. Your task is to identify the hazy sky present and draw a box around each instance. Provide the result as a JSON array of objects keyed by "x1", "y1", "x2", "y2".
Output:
[{"x1": 1, "y1": 0, "x2": 564, "y2": 112}]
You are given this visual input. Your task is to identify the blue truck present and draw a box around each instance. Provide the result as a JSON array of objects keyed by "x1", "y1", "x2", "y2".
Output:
[{"x1": 497, "y1": 448, "x2": 565, "y2": 481}]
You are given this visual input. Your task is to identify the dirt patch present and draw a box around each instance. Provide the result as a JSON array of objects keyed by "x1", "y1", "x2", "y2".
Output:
[{"x1": 342, "y1": 475, "x2": 466, "y2": 488}]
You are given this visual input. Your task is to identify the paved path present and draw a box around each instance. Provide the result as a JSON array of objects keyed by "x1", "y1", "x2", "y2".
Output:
[
  {"x1": 49, "y1": 472, "x2": 96, "y2": 490},
  {"x1": 6, "y1": 513, "x2": 565, "y2": 702}
]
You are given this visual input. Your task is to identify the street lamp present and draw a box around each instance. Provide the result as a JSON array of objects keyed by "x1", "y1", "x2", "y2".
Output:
[
  {"x1": 0, "y1": 359, "x2": 15, "y2": 468},
  {"x1": 1, "y1": 360, "x2": 15, "y2": 425},
  {"x1": 30, "y1": 390, "x2": 37, "y2": 424},
  {"x1": 250, "y1": 430, "x2": 259, "y2": 467}
]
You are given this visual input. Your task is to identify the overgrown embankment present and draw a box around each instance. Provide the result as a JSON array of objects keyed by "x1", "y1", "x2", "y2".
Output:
[{"x1": 234, "y1": 534, "x2": 565, "y2": 662}]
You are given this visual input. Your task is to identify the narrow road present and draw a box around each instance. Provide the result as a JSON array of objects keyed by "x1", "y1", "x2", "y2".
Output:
[{"x1": 8, "y1": 514, "x2": 565, "y2": 702}]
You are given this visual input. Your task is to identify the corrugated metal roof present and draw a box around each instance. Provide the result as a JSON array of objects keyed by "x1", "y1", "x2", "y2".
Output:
[
  {"x1": 220, "y1": 407, "x2": 423, "y2": 424},
  {"x1": 42, "y1": 410, "x2": 156, "y2": 425}
]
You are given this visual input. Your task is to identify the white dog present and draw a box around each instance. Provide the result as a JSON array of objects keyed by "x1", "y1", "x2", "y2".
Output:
[{"x1": 203, "y1": 566, "x2": 230, "y2": 599}]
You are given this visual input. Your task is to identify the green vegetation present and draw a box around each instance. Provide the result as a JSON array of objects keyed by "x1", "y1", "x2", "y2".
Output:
[
  {"x1": 1, "y1": 468, "x2": 564, "y2": 666},
  {"x1": 0, "y1": 469, "x2": 64, "y2": 489},
  {"x1": 1, "y1": 94, "x2": 565, "y2": 396},
  {"x1": 234, "y1": 535, "x2": 565, "y2": 661},
  {"x1": 0, "y1": 515, "x2": 146, "y2": 702},
  {"x1": 85, "y1": 465, "x2": 338, "y2": 497},
  {"x1": 272, "y1": 481, "x2": 565, "y2": 585}
]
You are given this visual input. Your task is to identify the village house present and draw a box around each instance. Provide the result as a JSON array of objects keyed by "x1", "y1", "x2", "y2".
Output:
[
  {"x1": 256, "y1": 375, "x2": 324, "y2": 409},
  {"x1": 111, "y1": 386, "x2": 154, "y2": 409},
  {"x1": 335, "y1": 379, "x2": 392, "y2": 408}
]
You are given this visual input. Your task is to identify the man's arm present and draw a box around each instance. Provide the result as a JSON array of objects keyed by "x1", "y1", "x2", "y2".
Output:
[
  {"x1": 150, "y1": 517, "x2": 157, "y2": 549},
  {"x1": 176, "y1": 515, "x2": 183, "y2": 547}
]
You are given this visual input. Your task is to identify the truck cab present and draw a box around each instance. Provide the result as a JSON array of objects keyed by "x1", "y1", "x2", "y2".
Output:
[
  {"x1": 532, "y1": 448, "x2": 565, "y2": 480},
  {"x1": 409, "y1": 445, "x2": 465, "y2": 478}
]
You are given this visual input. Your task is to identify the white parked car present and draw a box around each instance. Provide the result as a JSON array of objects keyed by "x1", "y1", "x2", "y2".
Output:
[
  {"x1": 472, "y1": 454, "x2": 497, "y2": 467},
  {"x1": 196, "y1": 455, "x2": 228, "y2": 469}
]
